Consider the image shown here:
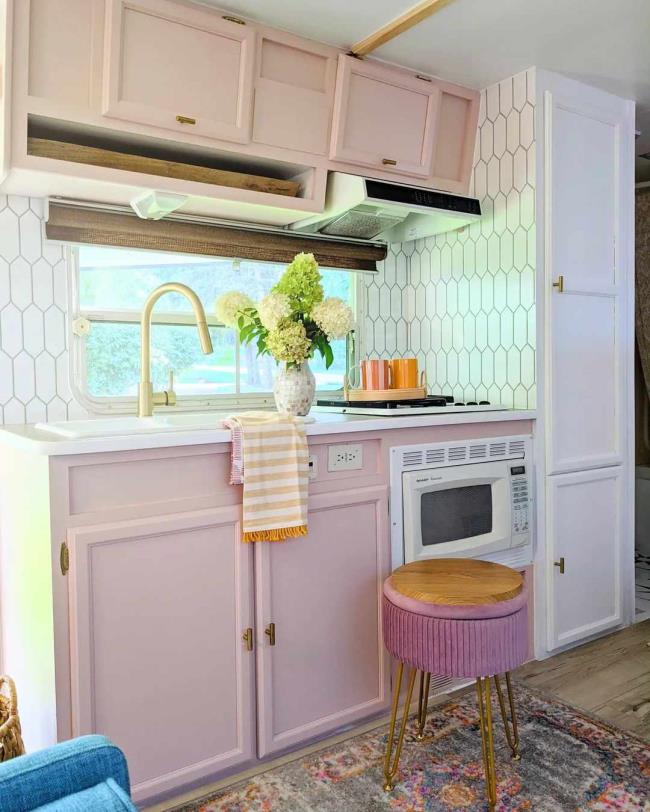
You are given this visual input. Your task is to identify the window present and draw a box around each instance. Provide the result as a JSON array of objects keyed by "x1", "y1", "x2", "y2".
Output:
[{"x1": 70, "y1": 245, "x2": 359, "y2": 411}]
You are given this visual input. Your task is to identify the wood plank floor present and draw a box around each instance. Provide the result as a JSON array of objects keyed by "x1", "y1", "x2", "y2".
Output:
[{"x1": 517, "y1": 619, "x2": 650, "y2": 739}]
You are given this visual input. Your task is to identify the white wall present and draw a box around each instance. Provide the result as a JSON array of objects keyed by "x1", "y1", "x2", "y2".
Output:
[{"x1": 362, "y1": 69, "x2": 536, "y2": 409}]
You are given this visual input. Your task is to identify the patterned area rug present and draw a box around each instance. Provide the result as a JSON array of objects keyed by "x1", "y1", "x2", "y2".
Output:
[{"x1": 174, "y1": 685, "x2": 650, "y2": 811}]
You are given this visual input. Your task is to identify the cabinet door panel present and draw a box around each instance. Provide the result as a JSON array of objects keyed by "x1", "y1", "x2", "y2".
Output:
[
  {"x1": 330, "y1": 56, "x2": 439, "y2": 178},
  {"x1": 545, "y1": 91, "x2": 626, "y2": 474},
  {"x1": 103, "y1": 0, "x2": 255, "y2": 142},
  {"x1": 547, "y1": 468, "x2": 622, "y2": 649},
  {"x1": 255, "y1": 486, "x2": 390, "y2": 757},
  {"x1": 253, "y1": 32, "x2": 337, "y2": 155},
  {"x1": 26, "y1": 0, "x2": 104, "y2": 110},
  {"x1": 68, "y1": 507, "x2": 254, "y2": 803},
  {"x1": 552, "y1": 104, "x2": 618, "y2": 291},
  {"x1": 430, "y1": 83, "x2": 479, "y2": 194},
  {"x1": 548, "y1": 292, "x2": 619, "y2": 471}
]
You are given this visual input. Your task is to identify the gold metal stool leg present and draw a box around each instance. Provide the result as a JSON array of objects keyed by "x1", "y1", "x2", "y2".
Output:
[
  {"x1": 476, "y1": 676, "x2": 497, "y2": 810},
  {"x1": 416, "y1": 671, "x2": 431, "y2": 740},
  {"x1": 383, "y1": 663, "x2": 417, "y2": 791},
  {"x1": 494, "y1": 672, "x2": 521, "y2": 761}
]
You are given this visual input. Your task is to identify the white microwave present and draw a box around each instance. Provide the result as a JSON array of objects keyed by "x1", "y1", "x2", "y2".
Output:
[{"x1": 390, "y1": 436, "x2": 533, "y2": 567}]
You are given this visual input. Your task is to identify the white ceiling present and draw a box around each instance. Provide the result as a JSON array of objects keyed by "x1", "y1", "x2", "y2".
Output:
[{"x1": 211, "y1": 0, "x2": 650, "y2": 180}]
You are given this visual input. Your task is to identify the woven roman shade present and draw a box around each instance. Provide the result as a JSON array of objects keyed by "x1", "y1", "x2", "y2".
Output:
[{"x1": 45, "y1": 203, "x2": 386, "y2": 272}]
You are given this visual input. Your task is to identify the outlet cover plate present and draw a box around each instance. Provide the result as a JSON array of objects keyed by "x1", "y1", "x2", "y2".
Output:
[{"x1": 327, "y1": 443, "x2": 363, "y2": 472}]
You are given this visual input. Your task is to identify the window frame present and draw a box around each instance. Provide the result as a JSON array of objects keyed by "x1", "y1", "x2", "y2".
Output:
[{"x1": 67, "y1": 246, "x2": 363, "y2": 414}]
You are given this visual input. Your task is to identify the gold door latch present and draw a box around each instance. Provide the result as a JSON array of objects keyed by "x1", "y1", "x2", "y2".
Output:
[
  {"x1": 265, "y1": 622, "x2": 276, "y2": 646},
  {"x1": 60, "y1": 541, "x2": 69, "y2": 576},
  {"x1": 175, "y1": 115, "x2": 197, "y2": 125},
  {"x1": 552, "y1": 275, "x2": 564, "y2": 293},
  {"x1": 554, "y1": 557, "x2": 565, "y2": 574},
  {"x1": 242, "y1": 628, "x2": 254, "y2": 651},
  {"x1": 382, "y1": 158, "x2": 397, "y2": 166}
]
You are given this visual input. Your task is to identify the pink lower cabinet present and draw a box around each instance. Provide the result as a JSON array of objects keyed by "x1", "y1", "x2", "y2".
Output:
[
  {"x1": 66, "y1": 506, "x2": 255, "y2": 804},
  {"x1": 254, "y1": 486, "x2": 391, "y2": 757}
]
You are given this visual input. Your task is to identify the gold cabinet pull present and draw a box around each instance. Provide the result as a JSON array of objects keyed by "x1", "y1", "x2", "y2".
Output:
[
  {"x1": 554, "y1": 557, "x2": 565, "y2": 574},
  {"x1": 60, "y1": 541, "x2": 69, "y2": 576},
  {"x1": 265, "y1": 622, "x2": 276, "y2": 646},
  {"x1": 382, "y1": 158, "x2": 397, "y2": 166},
  {"x1": 552, "y1": 275, "x2": 564, "y2": 293},
  {"x1": 222, "y1": 14, "x2": 246, "y2": 24},
  {"x1": 242, "y1": 627, "x2": 254, "y2": 651},
  {"x1": 176, "y1": 115, "x2": 197, "y2": 126}
]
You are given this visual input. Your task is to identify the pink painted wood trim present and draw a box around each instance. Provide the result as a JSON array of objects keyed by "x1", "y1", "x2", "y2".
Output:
[
  {"x1": 102, "y1": 0, "x2": 256, "y2": 143},
  {"x1": 67, "y1": 505, "x2": 255, "y2": 803},
  {"x1": 255, "y1": 485, "x2": 390, "y2": 757},
  {"x1": 329, "y1": 54, "x2": 440, "y2": 178}
]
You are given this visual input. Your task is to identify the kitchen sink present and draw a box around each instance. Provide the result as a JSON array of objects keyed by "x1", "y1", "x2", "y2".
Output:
[{"x1": 35, "y1": 412, "x2": 232, "y2": 439}]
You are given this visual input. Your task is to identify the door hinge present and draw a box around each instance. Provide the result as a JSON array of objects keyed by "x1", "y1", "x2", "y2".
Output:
[{"x1": 60, "y1": 542, "x2": 69, "y2": 576}]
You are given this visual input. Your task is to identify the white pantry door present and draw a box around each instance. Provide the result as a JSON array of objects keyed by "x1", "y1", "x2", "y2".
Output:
[
  {"x1": 545, "y1": 90, "x2": 627, "y2": 474},
  {"x1": 547, "y1": 467, "x2": 623, "y2": 649}
]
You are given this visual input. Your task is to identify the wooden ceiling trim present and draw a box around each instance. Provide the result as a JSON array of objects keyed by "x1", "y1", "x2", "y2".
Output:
[{"x1": 350, "y1": 0, "x2": 455, "y2": 58}]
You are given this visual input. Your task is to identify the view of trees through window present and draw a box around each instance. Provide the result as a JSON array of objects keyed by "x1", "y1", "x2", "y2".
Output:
[{"x1": 77, "y1": 246, "x2": 353, "y2": 399}]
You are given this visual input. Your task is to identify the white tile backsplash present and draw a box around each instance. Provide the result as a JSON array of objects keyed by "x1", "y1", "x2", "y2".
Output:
[
  {"x1": 0, "y1": 72, "x2": 536, "y2": 425},
  {"x1": 0, "y1": 197, "x2": 80, "y2": 424},
  {"x1": 362, "y1": 68, "x2": 536, "y2": 410}
]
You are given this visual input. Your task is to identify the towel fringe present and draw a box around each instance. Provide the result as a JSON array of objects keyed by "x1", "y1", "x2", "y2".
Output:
[{"x1": 243, "y1": 525, "x2": 308, "y2": 543}]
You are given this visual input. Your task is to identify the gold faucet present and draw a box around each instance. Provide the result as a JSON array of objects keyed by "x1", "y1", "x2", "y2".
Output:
[{"x1": 138, "y1": 283, "x2": 213, "y2": 417}]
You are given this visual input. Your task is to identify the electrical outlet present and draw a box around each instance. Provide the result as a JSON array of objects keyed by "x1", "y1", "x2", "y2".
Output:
[
  {"x1": 308, "y1": 455, "x2": 318, "y2": 480},
  {"x1": 327, "y1": 443, "x2": 363, "y2": 472}
]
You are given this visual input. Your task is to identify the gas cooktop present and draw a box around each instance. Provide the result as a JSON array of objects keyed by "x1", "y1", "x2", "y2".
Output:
[{"x1": 315, "y1": 395, "x2": 510, "y2": 416}]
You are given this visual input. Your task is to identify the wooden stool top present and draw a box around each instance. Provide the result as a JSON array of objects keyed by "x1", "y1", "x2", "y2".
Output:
[{"x1": 391, "y1": 559, "x2": 523, "y2": 606}]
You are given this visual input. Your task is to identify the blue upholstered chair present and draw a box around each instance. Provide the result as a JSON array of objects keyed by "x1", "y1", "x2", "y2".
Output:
[{"x1": 0, "y1": 735, "x2": 137, "y2": 811}]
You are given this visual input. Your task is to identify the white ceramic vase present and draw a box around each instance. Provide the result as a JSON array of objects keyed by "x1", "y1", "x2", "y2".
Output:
[{"x1": 273, "y1": 362, "x2": 315, "y2": 416}]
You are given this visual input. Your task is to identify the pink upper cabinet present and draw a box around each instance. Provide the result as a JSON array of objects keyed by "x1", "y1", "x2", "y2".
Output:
[
  {"x1": 102, "y1": 0, "x2": 256, "y2": 143},
  {"x1": 252, "y1": 29, "x2": 338, "y2": 156},
  {"x1": 430, "y1": 80, "x2": 480, "y2": 194},
  {"x1": 330, "y1": 55, "x2": 440, "y2": 179},
  {"x1": 20, "y1": 0, "x2": 105, "y2": 114}
]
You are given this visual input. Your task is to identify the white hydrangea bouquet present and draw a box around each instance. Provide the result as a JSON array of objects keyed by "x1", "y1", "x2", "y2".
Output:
[{"x1": 215, "y1": 252, "x2": 354, "y2": 415}]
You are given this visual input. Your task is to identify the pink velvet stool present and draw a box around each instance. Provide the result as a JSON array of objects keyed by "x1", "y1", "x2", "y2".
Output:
[{"x1": 381, "y1": 558, "x2": 528, "y2": 810}]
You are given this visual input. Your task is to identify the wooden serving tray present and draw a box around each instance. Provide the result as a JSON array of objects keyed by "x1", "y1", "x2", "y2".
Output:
[{"x1": 343, "y1": 381, "x2": 427, "y2": 401}]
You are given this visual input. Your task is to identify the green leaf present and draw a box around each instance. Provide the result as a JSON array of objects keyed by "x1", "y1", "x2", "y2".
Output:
[{"x1": 324, "y1": 342, "x2": 334, "y2": 369}]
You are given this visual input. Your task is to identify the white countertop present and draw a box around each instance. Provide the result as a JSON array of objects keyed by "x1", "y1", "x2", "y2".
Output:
[{"x1": 0, "y1": 409, "x2": 536, "y2": 456}]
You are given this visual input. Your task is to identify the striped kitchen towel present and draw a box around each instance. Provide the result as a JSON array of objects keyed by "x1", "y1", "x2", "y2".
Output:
[{"x1": 224, "y1": 411, "x2": 309, "y2": 542}]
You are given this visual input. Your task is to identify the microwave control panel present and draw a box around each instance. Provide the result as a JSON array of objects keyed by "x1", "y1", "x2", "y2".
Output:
[{"x1": 510, "y1": 465, "x2": 530, "y2": 539}]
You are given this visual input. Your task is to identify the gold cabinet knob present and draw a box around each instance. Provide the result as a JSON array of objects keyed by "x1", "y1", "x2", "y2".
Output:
[
  {"x1": 176, "y1": 115, "x2": 197, "y2": 125},
  {"x1": 382, "y1": 158, "x2": 397, "y2": 166},
  {"x1": 265, "y1": 622, "x2": 276, "y2": 646},
  {"x1": 552, "y1": 275, "x2": 564, "y2": 293},
  {"x1": 242, "y1": 627, "x2": 254, "y2": 651},
  {"x1": 554, "y1": 557, "x2": 565, "y2": 574}
]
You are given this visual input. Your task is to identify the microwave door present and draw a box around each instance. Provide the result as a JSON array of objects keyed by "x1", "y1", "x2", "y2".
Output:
[{"x1": 403, "y1": 462, "x2": 512, "y2": 561}]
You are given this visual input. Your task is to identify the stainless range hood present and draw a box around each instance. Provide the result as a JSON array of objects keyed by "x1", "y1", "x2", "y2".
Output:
[{"x1": 290, "y1": 172, "x2": 481, "y2": 242}]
